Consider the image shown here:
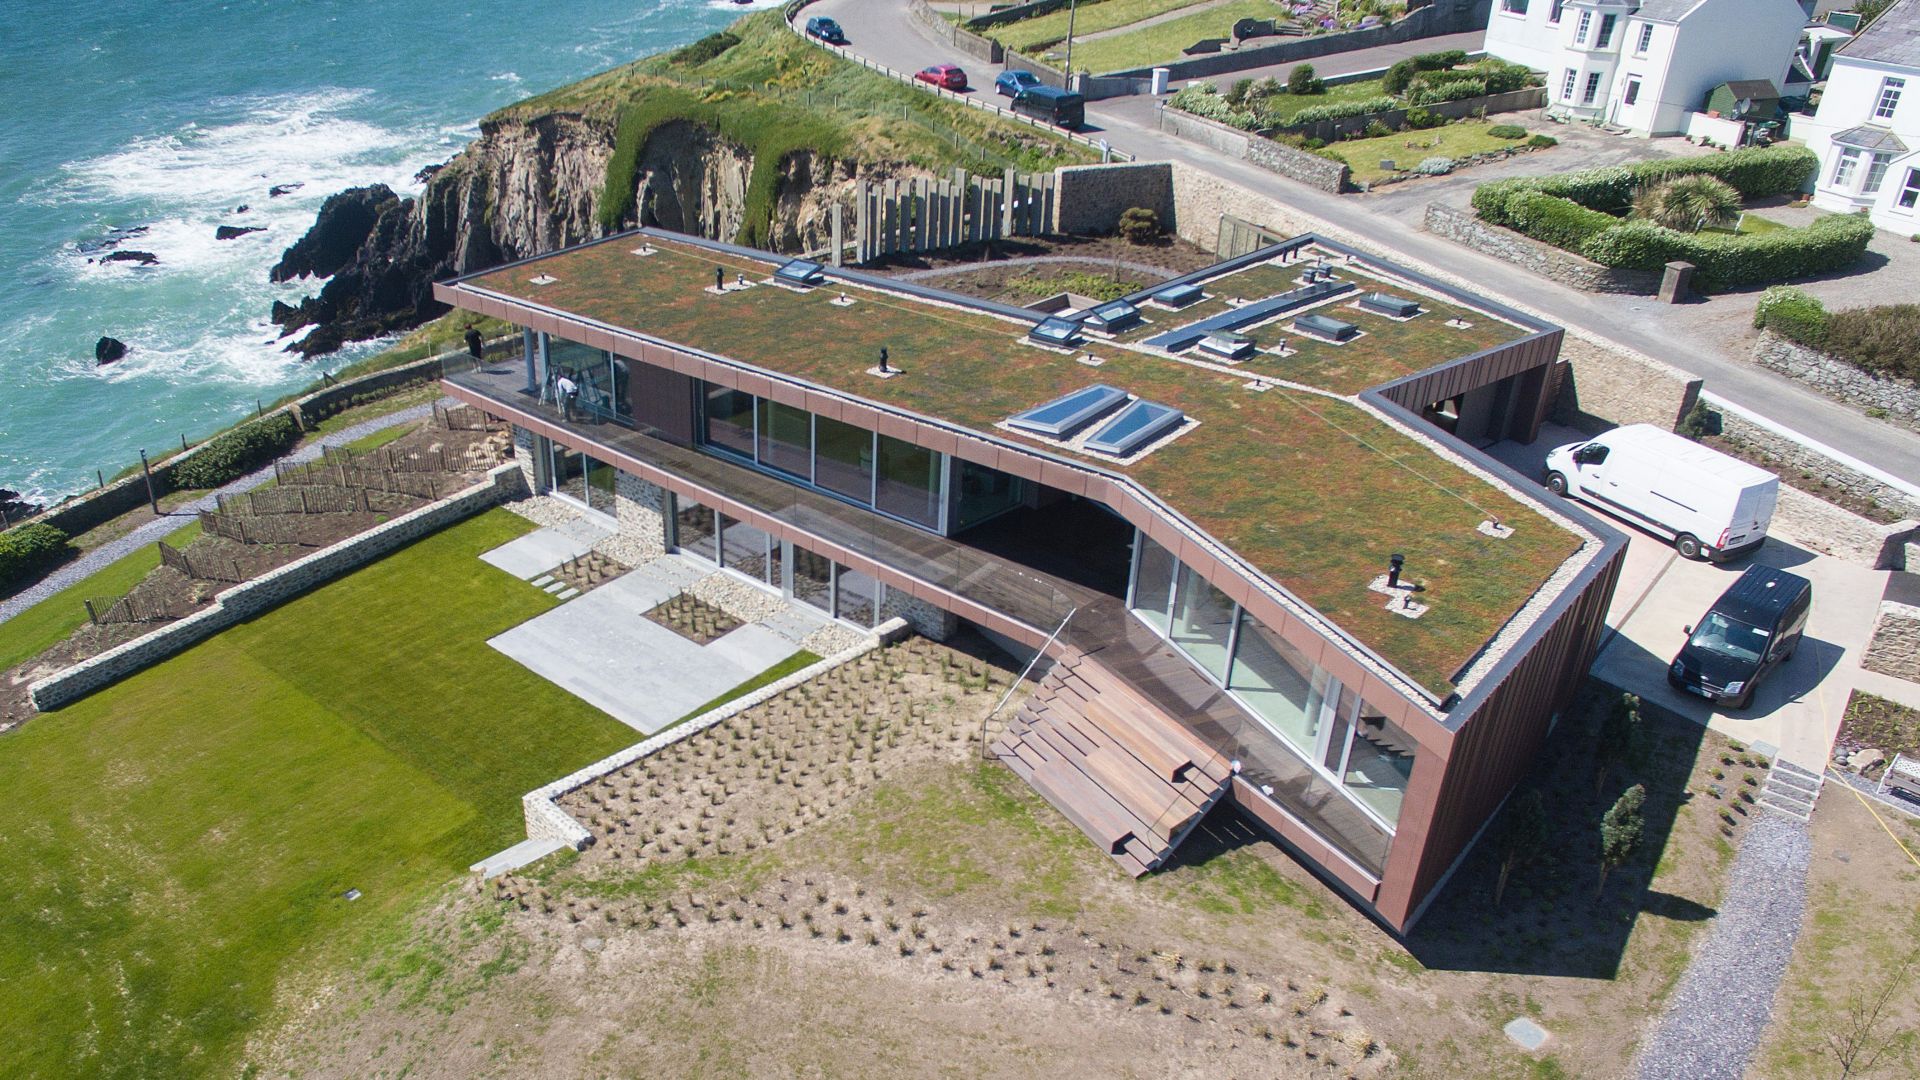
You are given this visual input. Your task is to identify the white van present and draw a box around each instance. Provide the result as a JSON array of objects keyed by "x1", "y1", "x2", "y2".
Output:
[{"x1": 1544, "y1": 424, "x2": 1778, "y2": 560}]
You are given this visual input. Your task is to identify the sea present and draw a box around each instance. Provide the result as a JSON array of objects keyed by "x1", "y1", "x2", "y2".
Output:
[{"x1": 0, "y1": 0, "x2": 769, "y2": 506}]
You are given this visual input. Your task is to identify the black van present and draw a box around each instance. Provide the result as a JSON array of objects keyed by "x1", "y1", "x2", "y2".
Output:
[
  {"x1": 1011, "y1": 86, "x2": 1085, "y2": 130},
  {"x1": 1668, "y1": 564, "x2": 1812, "y2": 709}
]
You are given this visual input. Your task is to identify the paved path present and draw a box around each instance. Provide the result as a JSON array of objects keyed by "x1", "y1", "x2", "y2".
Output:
[
  {"x1": 810, "y1": 0, "x2": 1920, "y2": 485},
  {"x1": 0, "y1": 402, "x2": 439, "y2": 625},
  {"x1": 1635, "y1": 812, "x2": 1812, "y2": 1079}
]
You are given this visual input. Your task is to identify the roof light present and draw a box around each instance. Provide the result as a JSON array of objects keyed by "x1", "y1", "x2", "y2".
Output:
[
  {"x1": 1007, "y1": 384, "x2": 1126, "y2": 438},
  {"x1": 774, "y1": 258, "x2": 826, "y2": 287},
  {"x1": 1028, "y1": 316, "x2": 1083, "y2": 348},
  {"x1": 1085, "y1": 299, "x2": 1141, "y2": 332},
  {"x1": 1084, "y1": 399, "x2": 1184, "y2": 456},
  {"x1": 1358, "y1": 292, "x2": 1420, "y2": 318}
]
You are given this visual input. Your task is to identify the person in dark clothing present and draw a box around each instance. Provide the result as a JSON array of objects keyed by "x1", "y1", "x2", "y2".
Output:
[{"x1": 464, "y1": 327, "x2": 484, "y2": 359}]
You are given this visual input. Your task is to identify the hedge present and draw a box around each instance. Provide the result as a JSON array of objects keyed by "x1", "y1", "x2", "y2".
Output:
[
  {"x1": 171, "y1": 411, "x2": 302, "y2": 490},
  {"x1": 1287, "y1": 96, "x2": 1398, "y2": 126},
  {"x1": 0, "y1": 522, "x2": 73, "y2": 596},
  {"x1": 1752, "y1": 286, "x2": 1830, "y2": 343},
  {"x1": 1502, "y1": 190, "x2": 1619, "y2": 251},
  {"x1": 1474, "y1": 145, "x2": 1818, "y2": 222},
  {"x1": 1824, "y1": 305, "x2": 1920, "y2": 382},
  {"x1": 1579, "y1": 211, "x2": 1876, "y2": 289},
  {"x1": 1406, "y1": 77, "x2": 1487, "y2": 106}
]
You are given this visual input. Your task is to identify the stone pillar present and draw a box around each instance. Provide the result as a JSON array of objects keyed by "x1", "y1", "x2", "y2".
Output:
[{"x1": 1658, "y1": 261, "x2": 1695, "y2": 304}]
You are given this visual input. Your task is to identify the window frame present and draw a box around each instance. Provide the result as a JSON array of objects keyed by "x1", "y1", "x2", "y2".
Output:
[
  {"x1": 1622, "y1": 76, "x2": 1642, "y2": 107},
  {"x1": 1634, "y1": 22, "x2": 1654, "y2": 55},
  {"x1": 1574, "y1": 9, "x2": 1592, "y2": 44},
  {"x1": 1561, "y1": 68, "x2": 1578, "y2": 102},
  {"x1": 1595, "y1": 13, "x2": 1617, "y2": 50},
  {"x1": 1582, "y1": 71, "x2": 1603, "y2": 105},
  {"x1": 1897, "y1": 167, "x2": 1920, "y2": 211},
  {"x1": 1875, "y1": 77, "x2": 1905, "y2": 121},
  {"x1": 1832, "y1": 147, "x2": 1863, "y2": 189},
  {"x1": 1499, "y1": 0, "x2": 1530, "y2": 14},
  {"x1": 1864, "y1": 151, "x2": 1895, "y2": 196}
]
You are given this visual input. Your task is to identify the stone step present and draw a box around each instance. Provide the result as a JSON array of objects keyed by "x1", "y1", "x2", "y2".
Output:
[
  {"x1": 1767, "y1": 769, "x2": 1820, "y2": 797},
  {"x1": 1772, "y1": 758, "x2": 1824, "y2": 783},
  {"x1": 1757, "y1": 791, "x2": 1813, "y2": 821},
  {"x1": 529, "y1": 574, "x2": 555, "y2": 588},
  {"x1": 557, "y1": 587, "x2": 580, "y2": 600}
]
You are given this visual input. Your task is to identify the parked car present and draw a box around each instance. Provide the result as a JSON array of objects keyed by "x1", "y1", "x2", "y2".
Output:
[
  {"x1": 1011, "y1": 86, "x2": 1085, "y2": 130},
  {"x1": 915, "y1": 64, "x2": 968, "y2": 91},
  {"x1": 1668, "y1": 564, "x2": 1811, "y2": 709},
  {"x1": 804, "y1": 16, "x2": 846, "y2": 44},
  {"x1": 1544, "y1": 423, "x2": 1778, "y2": 560},
  {"x1": 995, "y1": 70, "x2": 1042, "y2": 98}
]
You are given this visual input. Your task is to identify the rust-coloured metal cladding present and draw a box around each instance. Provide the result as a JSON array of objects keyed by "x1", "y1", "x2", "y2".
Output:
[{"x1": 1231, "y1": 778, "x2": 1381, "y2": 900}]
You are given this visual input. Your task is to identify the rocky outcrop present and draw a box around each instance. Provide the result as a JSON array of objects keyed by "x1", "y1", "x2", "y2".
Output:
[
  {"x1": 95, "y1": 336, "x2": 127, "y2": 365},
  {"x1": 272, "y1": 104, "x2": 904, "y2": 357}
]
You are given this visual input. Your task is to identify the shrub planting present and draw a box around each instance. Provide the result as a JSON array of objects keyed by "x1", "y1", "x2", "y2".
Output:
[
  {"x1": 0, "y1": 522, "x2": 73, "y2": 595},
  {"x1": 1633, "y1": 175, "x2": 1742, "y2": 232},
  {"x1": 1167, "y1": 83, "x2": 1258, "y2": 129},
  {"x1": 1580, "y1": 212, "x2": 1876, "y2": 289},
  {"x1": 1287, "y1": 96, "x2": 1398, "y2": 126},
  {"x1": 1116, "y1": 206, "x2": 1161, "y2": 244},
  {"x1": 1403, "y1": 107, "x2": 1447, "y2": 131},
  {"x1": 1752, "y1": 286, "x2": 1830, "y2": 343},
  {"x1": 1823, "y1": 305, "x2": 1920, "y2": 381},
  {"x1": 1501, "y1": 189, "x2": 1619, "y2": 250},
  {"x1": 1288, "y1": 64, "x2": 1324, "y2": 96},
  {"x1": 1527, "y1": 133, "x2": 1558, "y2": 148},
  {"x1": 1406, "y1": 77, "x2": 1488, "y2": 106},
  {"x1": 171, "y1": 411, "x2": 302, "y2": 490},
  {"x1": 1488, "y1": 124, "x2": 1527, "y2": 139}
]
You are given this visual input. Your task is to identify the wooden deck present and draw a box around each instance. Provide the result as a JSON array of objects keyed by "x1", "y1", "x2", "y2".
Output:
[{"x1": 993, "y1": 650, "x2": 1235, "y2": 876}]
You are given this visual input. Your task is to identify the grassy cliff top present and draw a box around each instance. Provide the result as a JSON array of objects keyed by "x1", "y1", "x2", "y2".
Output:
[{"x1": 496, "y1": 12, "x2": 1095, "y2": 245}]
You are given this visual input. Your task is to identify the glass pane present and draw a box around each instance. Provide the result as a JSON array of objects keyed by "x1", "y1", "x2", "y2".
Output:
[
  {"x1": 758, "y1": 400, "x2": 812, "y2": 479},
  {"x1": 703, "y1": 383, "x2": 755, "y2": 458},
  {"x1": 1227, "y1": 609, "x2": 1333, "y2": 755},
  {"x1": 1342, "y1": 705, "x2": 1416, "y2": 827},
  {"x1": 720, "y1": 514, "x2": 775, "y2": 585},
  {"x1": 586, "y1": 456, "x2": 617, "y2": 514},
  {"x1": 836, "y1": 564, "x2": 880, "y2": 628},
  {"x1": 874, "y1": 435, "x2": 942, "y2": 528},
  {"x1": 550, "y1": 444, "x2": 586, "y2": 504},
  {"x1": 952, "y1": 460, "x2": 1023, "y2": 531},
  {"x1": 793, "y1": 547, "x2": 832, "y2": 613},
  {"x1": 1129, "y1": 534, "x2": 1176, "y2": 632},
  {"x1": 675, "y1": 495, "x2": 716, "y2": 563},
  {"x1": 814, "y1": 415, "x2": 874, "y2": 503},
  {"x1": 1171, "y1": 563, "x2": 1234, "y2": 681}
]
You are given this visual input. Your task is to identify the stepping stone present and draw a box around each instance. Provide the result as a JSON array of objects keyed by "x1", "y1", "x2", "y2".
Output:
[
  {"x1": 1504, "y1": 1017, "x2": 1549, "y2": 1051},
  {"x1": 530, "y1": 574, "x2": 555, "y2": 588},
  {"x1": 557, "y1": 588, "x2": 580, "y2": 600},
  {"x1": 544, "y1": 581, "x2": 567, "y2": 594}
]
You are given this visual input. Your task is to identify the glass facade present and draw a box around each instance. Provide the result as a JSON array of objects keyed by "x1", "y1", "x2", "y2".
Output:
[
  {"x1": 542, "y1": 438, "x2": 617, "y2": 516},
  {"x1": 675, "y1": 494, "x2": 717, "y2": 563},
  {"x1": 696, "y1": 380, "x2": 948, "y2": 532},
  {"x1": 1129, "y1": 533, "x2": 1417, "y2": 830},
  {"x1": 952, "y1": 459, "x2": 1025, "y2": 532},
  {"x1": 546, "y1": 336, "x2": 630, "y2": 421},
  {"x1": 669, "y1": 495, "x2": 883, "y2": 631}
]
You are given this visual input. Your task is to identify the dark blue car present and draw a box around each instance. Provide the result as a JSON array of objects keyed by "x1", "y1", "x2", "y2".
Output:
[
  {"x1": 995, "y1": 70, "x2": 1041, "y2": 97},
  {"x1": 805, "y1": 16, "x2": 847, "y2": 45}
]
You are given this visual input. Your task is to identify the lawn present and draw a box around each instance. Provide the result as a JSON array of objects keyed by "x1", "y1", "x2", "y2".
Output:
[
  {"x1": 1334, "y1": 120, "x2": 1537, "y2": 183},
  {"x1": 1061, "y1": 0, "x2": 1291, "y2": 74},
  {"x1": 1260, "y1": 76, "x2": 1394, "y2": 125},
  {"x1": 0, "y1": 508, "x2": 637, "y2": 1079},
  {"x1": 0, "y1": 520, "x2": 202, "y2": 672},
  {"x1": 992, "y1": 0, "x2": 1210, "y2": 54}
]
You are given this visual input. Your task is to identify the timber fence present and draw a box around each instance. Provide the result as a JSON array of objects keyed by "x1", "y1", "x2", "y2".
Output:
[
  {"x1": 84, "y1": 591, "x2": 191, "y2": 626},
  {"x1": 156, "y1": 538, "x2": 244, "y2": 583},
  {"x1": 850, "y1": 168, "x2": 1058, "y2": 262}
]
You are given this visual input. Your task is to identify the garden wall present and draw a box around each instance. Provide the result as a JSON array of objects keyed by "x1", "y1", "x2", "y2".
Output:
[
  {"x1": 1769, "y1": 484, "x2": 1918, "y2": 570},
  {"x1": 1707, "y1": 392, "x2": 1920, "y2": 522},
  {"x1": 1753, "y1": 331, "x2": 1920, "y2": 434},
  {"x1": 1863, "y1": 601, "x2": 1920, "y2": 682},
  {"x1": 1278, "y1": 87, "x2": 1548, "y2": 144},
  {"x1": 1054, "y1": 161, "x2": 1175, "y2": 235},
  {"x1": 27, "y1": 463, "x2": 527, "y2": 711},
  {"x1": 1106, "y1": 0, "x2": 1493, "y2": 81},
  {"x1": 1423, "y1": 204, "x2": 1662, "y2": 294},
  {"x1": 907, "y1": 0, "x2": 1003, "y2": 64},
  {"x1": 1166, "y1": 162, "x2": 1319, "y2": 251},
  {"x1": 1159, "y1": 106, "x2": 1350, "y2": 192},
  {"x1": 1551, "y1": 333, "x2": 1702, "y2": 434},
  {"x1": 521, "y1": 618, "x2": 911, "y2": 850}
]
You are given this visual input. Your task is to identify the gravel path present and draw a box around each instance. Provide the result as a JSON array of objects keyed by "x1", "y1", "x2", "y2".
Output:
[
  {"x1": 1636, "y1": 812, "x2": 1812, "y2": 1080},
  {"x1": 0, "y1": 402, "x2": 440, "y2": 626}
]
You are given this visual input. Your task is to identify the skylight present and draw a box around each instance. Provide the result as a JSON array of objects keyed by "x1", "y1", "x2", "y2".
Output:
[
  {"x1": 1028, "y1": 317, "x2": 1083, "y2": 348},
  {"x1": 1084, "y1": 399, "x2": 1184, "y2": 457},
  {"x1": 1086, "y1": 299, "x2": 1142, "y2": 332},
  {"x1": 1007, "y1": 384, "x2": 1127, "y2": 438},
  {"x1": 774, "y1": 258, "x2": 826, "y2": 287},
  {"x1": 1152, "y1": 282, "x2": 1204, "y2": 308}
]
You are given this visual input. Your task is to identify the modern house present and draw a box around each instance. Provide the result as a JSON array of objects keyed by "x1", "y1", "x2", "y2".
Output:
[
  {"x1": 434, "y1": 228, "x2": 1626, "y2": 933},
  {"x1": 1799, "y1": 0, "x2": 1920, "y2": 232},
  {"x1": 1484, "y1": 0, "x2": 1812, "y2": 135}
]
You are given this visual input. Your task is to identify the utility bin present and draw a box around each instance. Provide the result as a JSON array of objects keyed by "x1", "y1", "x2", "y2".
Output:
[{"x1": 1151, "y1": 67, "x2": 1171, "y2": 95}]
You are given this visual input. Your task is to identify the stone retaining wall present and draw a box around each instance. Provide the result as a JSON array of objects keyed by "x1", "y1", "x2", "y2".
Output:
[
  {"x1": 1107, "y1": 0, "x2": 1493, "y2": 81},
  {"x1": 1423, "y1": 204, "x2": 1662, "y2": 294},
  {"x1": 1770, "y1": 485, "x2": 1919, "y2": 570},
  {"x1": 907, "y1": 0, "x2": 1003, "y2": 64},
  {"x1": 1863, "y1": 601, "x2": 1920, "y2": 682},
  {"x1": 1708, "y1": 394, "x2": 1920, "y2": 521},
  {"x1": 521, "y1": 618, "x2": 910, "y2": 848},
  {"x1": 1167, "y1": 162, "x2": 1318, "y2": 251},
  {"x1": 1159, "y1": 107, "x2": 1350, "y2": 193},
  {"x1": 1279, "y1": 87, "x2": 1549, "y2": 144},
  {"x1": 1054, "y1": 161, "x2": 1175, "y2": 235},
  {"x1": 28, "y1": 463, "x2": 526, "y2": 711},
  {"x1": 1553, "y1": 333, "x2": 1702, "y2": 434},
  {"x1": 1753, "y1": 331, "x2": 1920, "y2": 434}
]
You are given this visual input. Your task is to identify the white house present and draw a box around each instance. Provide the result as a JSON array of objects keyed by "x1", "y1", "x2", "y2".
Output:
[
  {"x1": 1484, "y1": 0, "x2": 1813, "y2": 135},
  {"x1": 1799, "y1": 0, "x2": 1920, "y2": 233}
]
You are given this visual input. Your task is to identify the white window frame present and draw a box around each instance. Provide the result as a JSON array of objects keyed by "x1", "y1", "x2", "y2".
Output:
[
  {"x1": 1500, "y1": 0, "x2": 1530, "y2": 14},
  {"x1": 1875, "y1": 77, "x2": 1905, "y2": 121},
  {"x1": 1561, "y1": 68, "x2": 1578, "y2": 101},
  {"x1": 1575, "y1": 10, "x2": 1592, "y2": 44},
  {"x1": 1583, "y1": 71, "x2": 1603, "y2": 105},
  {"x1": 1897, "y1": 167, "x2": 1920, "y2": 211},
  {"x1": 1622, "y1": 76, "x2": 1642, "y2": 107},
  {"x1": 1864, "y1": 151, "x2": 1894, "y2": 196},
  {"x1": 1634, "y1": 22, "x2": 1654, "y2": 55},
  {"x1": 1549, "y1": 0, "x2": 1566, "y2": 24},
  {"x1": 1595, "y1": 13, "x2": 1617, "y2": 49},
  {"x1": 1832, "y1": 148, "x2": 1862, "y2": 189}
]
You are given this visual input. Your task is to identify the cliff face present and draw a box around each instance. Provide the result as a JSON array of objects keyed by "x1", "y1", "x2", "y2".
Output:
[{"x1": 273, "y1": 110, "x2": 881, "y2": 357}]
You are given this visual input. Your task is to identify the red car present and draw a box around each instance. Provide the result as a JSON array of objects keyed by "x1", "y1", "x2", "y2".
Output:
[{"x1": 915, "y1": 64, "x2": 968, "y2": 91}]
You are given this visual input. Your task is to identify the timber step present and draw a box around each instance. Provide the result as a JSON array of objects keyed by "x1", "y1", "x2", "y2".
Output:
[{"x1": 992, "y1": 648, "x2": 1234, "y2": 876}]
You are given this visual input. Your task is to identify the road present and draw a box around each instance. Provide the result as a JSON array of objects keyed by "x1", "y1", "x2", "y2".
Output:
[{"x1": 805, "y1": 0, "x2": 1920, "y2": 485}]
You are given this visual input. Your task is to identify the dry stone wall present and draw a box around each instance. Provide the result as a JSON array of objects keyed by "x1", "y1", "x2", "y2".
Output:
[
  {"x1": 1753, "y1": 332, "x2": 1920, "y2": 434},
  {"x1": 1709, "y1": 398, "x2": 1920, "y2": 521},
  {"x1": 1158, "y1": 108, "x2": 1349, "y2": 193},
  {"x1": 29, "y1": 463, "x2": 526, "y2": 711},
  {"x1": 1769, "y1": 485, "x2": 1918, "y2": 570},
  {"x1": 1552, "y1": 334, "x2": 1702, "y2": 434},
  {"x1": 1423, "y1": 205, "x2": 1662, "y2": 295},
  {"x1": 1863, "y1": 601, "x2": 1920, "y2": 682},
  {"x1": 1054, "y1": 162, "x2": 1174, "y2": 236}
]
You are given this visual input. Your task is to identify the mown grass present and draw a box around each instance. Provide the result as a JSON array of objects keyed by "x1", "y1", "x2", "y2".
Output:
[
  {"x1": 0, "y1": 509, "x2": 635, "y2": 1079},
  {"x1": 1062, "y1": 0, "x2": 1300, "y2": 74},
  {"x1": 502, "y1": 12, "x2": 1093, "y2": 243},
  {"x1": 1334, "y1": 120, "x2": 1543, "y2": 183},
  {"x1": 0, "y1": 520, "x2": 203, "y2": 672},
  {"x1": 991, "y1": 0, "x2": 1208, "y2": 54}
]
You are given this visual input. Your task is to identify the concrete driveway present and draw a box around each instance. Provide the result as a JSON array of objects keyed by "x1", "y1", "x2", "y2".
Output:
[{"x1": 1489, "y1": 425, "x2": 1919, "y2": 769}]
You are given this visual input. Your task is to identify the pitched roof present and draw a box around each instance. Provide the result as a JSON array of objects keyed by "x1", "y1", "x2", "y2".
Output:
[
  {"x1": 1720, "y1": 79, "x2": 1782, "y2": 99},
  {"x1": 1832, "y1": 124, "x2": 1910, "y2": 152},
  {"x1": 1841, "y1": 0, "x2": 1920, "y2": 66},
  {"x1": 1634, "y1": 0, "x2": 1707, "y2": 24}
]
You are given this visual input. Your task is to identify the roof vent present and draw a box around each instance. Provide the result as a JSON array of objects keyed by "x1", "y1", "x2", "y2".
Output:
[
  {"x1": 1294, "y1": 313, "x2": 1358, "y2": 342},
  {"x1": 1007, "y1": 384, "x2": 1126, "y2": 438},
  {"x1": 1197, "y1": 333, "x2": 1256, "y2": 361},
  {"x1": 1084, "y1": 399, "x2": 1184, "y2": 457},
  {"x1": 1028, "y1": 316, "x2": 1084, "y2": 348},
  {"x1": 774, "y1": 258, "x2": 826, "y2": 287}
]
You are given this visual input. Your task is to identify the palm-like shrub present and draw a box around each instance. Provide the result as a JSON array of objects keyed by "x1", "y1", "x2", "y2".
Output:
[{"x1": 1633, "y1": 175, "x2": 1742, "y2": 233}]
